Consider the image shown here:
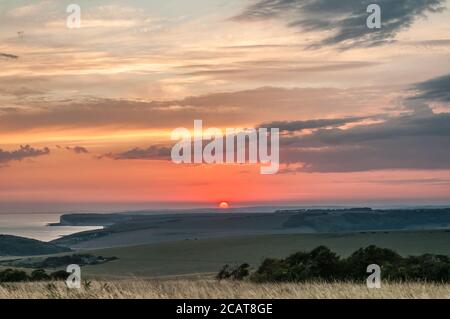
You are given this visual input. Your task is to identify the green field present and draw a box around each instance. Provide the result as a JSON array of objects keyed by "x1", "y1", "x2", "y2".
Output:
[{"x1": 81, "y1": 229, "x2": 450, "y2": 278}]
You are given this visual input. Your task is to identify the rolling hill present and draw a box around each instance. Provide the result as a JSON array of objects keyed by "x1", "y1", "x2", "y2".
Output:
[
  {"x1": 78, "y1": 229, "x2": 450, "y2": 278},
  {"x1": 0, "y1": 235, "x2": 71, "y2": 257},
  {"x1": 51, "y1": 208, "x2": 450, "y2": 249}
]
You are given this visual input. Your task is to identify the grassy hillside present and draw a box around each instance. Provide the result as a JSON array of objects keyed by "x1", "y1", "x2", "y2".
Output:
[
  {"x1": 51, "y1": 212, "x2": 297, "y2": 248},
  {"x1": 0, "y1": 235, "x2": 71, "y2": 257},
  {"x1": 1, "y1": 279, "x2": 449, "y2": 299},
  {"x1": 81, "y1": 230, "x2": 450, "y2": 278}
]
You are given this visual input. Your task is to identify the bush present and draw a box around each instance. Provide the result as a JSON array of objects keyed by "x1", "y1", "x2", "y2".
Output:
[
  {"x1": 220, "y1": 245, "x2": 450, "y2": 283},
  {"x1": 250, "y1": 258, "x2": 290, "y2": 283},
  {"x1": 50, "y1": 270, "x2": 69, "y2": 281},
  {"x1": 30, "y1": 269, "x2": 51, "y2": 281},
  {"x1": 252, "y1": 246, "x2": 342, "y2": 282},
  {"x1": 300, "y1": 246, "x2": 342, "y2": 281},
  {"x1": 401, "y1": 254, "x2": 450, "y2": 282},
  {"x1": 343, "y1": 245, "x2": 402, "y2": 281},
  {"x1": 217, "y1": 263, "x2": 250, "y2": 281},
  {"x1": 0, "y1": 268, "x2": 70, "y2": 283},
  {"x1": 0, "y1": 269, "x2": 28, "y2": 283},
  {"x1": 216, "y1": 264, "x2": 232, "y2": 280}
]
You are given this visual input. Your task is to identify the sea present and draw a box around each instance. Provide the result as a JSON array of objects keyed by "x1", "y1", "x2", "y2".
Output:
[{"x1": 0, "y1": 213, "x2": 103, "y2": 242}]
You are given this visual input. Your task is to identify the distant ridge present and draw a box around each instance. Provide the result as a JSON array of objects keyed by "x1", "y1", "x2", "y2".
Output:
[{"x1": 50, "y1": 208, "x2": 450, "y2": 249}]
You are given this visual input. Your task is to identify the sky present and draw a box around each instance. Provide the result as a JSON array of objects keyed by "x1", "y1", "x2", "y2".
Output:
[{"x1": 1, "y1": 0, "x2": 450, "y2": 212}]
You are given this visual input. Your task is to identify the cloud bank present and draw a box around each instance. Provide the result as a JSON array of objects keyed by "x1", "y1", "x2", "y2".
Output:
[
  {"x1": 412, "y1": 73, "x2": 450, "y2": 102},
  {"x1": 279, "y1": 103, "x2": 450, "y2": 172},
  {"x1": 103, "y1": 101, "x2": 450, "y2": 173}
]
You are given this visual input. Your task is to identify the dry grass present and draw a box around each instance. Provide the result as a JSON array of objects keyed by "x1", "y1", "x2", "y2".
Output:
[{"x1": 0, "y1": 280, "x2": 450, "y2": 299}]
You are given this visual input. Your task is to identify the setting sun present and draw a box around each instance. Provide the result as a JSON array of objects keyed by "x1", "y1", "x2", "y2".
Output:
[{"x1": 219, "y1": 202, "x2": 230, "y2": 209}]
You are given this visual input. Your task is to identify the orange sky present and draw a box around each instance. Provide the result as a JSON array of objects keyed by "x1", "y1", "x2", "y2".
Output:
[{"x1": 1, "y1": 0, "x2": 450, "y2": 212}]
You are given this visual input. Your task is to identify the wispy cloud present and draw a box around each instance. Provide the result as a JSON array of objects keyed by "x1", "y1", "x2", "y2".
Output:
[
  {"x1": 258, "y1": 116, "x2": 371, "y2": 132},
  {"x1": 180, "y1": 60, "x2": 380, "y2": 79},
  {"x1": 233, "y1": 0, "x2": 446, "y2": 48},
  {"x1": 0, "y1": 87, "x2": 390, "y2": 133},
  {"x1": 0, "y1": 53, "x2": 18, "y2": 59},
  {"x1": 65, "y1": 146, "x2": 89, "y2": 154},
  {"x1": 5, "y1": 1, "x2": 53, "y2": 18},
  {"x1": 101, "y1": 145, "x2": 171, "y2": 161},
  {"x1": 0, "y1": 145, "x2": 50, "y2": 165}
]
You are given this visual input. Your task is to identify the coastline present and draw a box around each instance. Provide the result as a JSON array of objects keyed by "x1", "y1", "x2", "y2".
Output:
[{"x1": 0, "y1": 213, "x2": 104, "y2": 242}]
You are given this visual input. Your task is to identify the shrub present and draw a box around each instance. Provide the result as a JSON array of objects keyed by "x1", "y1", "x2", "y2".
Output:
[
  {"x1": 251, "y1": 258, "x2": 290, "y2": 283},
  {"x1": 216, "y1": 264, "x2": 231, "y2": 280},
  {"x1": 0, "y1": 268, "x2": 70, "y2": 283},
  {"x1": 401, "y1": 254, "x2": 450, "y2": 282},
  {"x1": 231, "y1": 263, "x2": 250, "y2": 280},
  {"x1": 217, "y1": 263, "x2": 250, "y2": 281},
  {"x1": 221, "y1": 245, "x2": 450, "y2": 283},
  {"x1": 30, "y1": 269, "x2": 51, "y2": 281},
  {"x1": 50, "y1": 270, "x2": 69, "y2": 281},
  {"x1": 0, "y1": 269, "x2": 28, "y2": 283},
  {"x1": 343, "y1": 245, "x2": 402, "y2": 281},
  {"x1": 301, "y1": 246, "x2": 342, "y2": 281},
  {"x1": 252, "y1": 246, "x2": 342, "y2": 282}
]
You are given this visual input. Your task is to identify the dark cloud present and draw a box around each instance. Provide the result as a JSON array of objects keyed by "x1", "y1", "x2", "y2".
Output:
[
  {"x1": 65, "y1": 146, "x2": 89, "y2": 154},
  {"x1": 258, "y1": 116, "x2": 370, "y2": 132},
  {"x1": 279, "y1": 106, "x2": 450, "y2": 172},
  {"x1": 412, "y1": 73, "x2": 450, "y2": 102},
  {"x1": 233, "y1": 0, "x2": 446, "y2": 48},
  {"x1": 0, "y1": 145, "x2": 50, "y2": 165},
  {"x1": 97, "y1": 103, "x2": 450, "y2": 172},
  {"x1": 102, "y1": 145, "x2": 172, "y2": 161},
  {"x1": 0, "y1": 53, "x2": 18, "y2": 59}
]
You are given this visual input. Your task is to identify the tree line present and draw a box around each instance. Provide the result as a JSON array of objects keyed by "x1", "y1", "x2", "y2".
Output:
[
  {"x1": 0, "y1": 268, "x2": 68, "y2": 283},
  {"x1": 217, "y1": 245, "x2": 450, "y2": 283}
]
